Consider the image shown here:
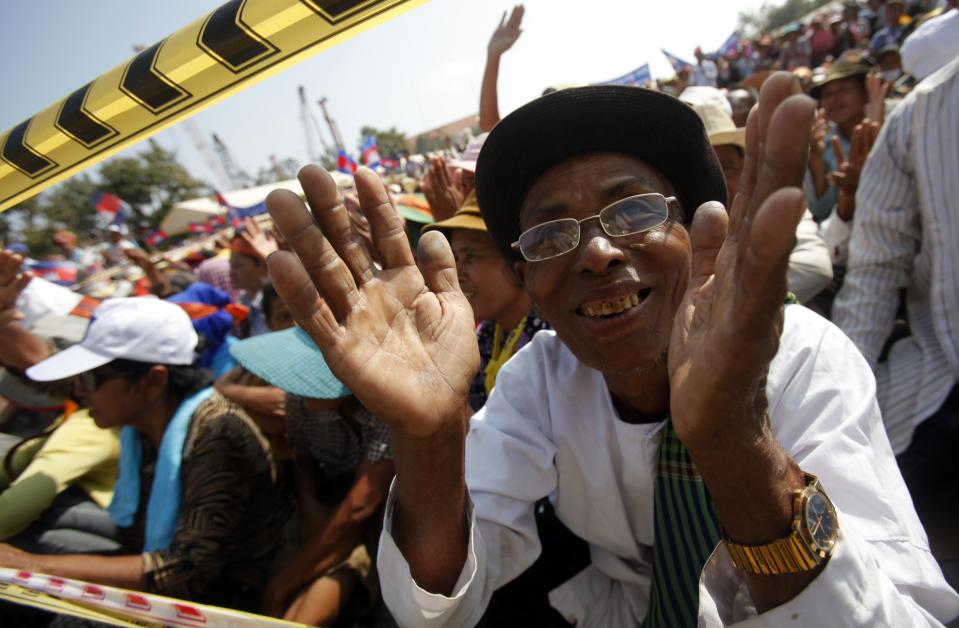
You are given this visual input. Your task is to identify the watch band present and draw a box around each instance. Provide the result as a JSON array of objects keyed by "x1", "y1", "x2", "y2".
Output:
[
  {"x1": 724, "y1": 472, "x2": 836, "y2": 575},
  {"x1": 725, "y1": 533, "x2": 820, "y2": 574}
]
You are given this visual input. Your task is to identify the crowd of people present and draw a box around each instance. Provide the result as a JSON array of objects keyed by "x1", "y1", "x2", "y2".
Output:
[{"x1": 1, "y1": 0, "x2": 958, "y2": 626}]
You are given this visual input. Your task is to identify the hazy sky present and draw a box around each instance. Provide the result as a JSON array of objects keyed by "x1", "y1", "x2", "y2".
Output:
[{"x1": 0, "y1": 0, "x2": 769, "y2": 195}]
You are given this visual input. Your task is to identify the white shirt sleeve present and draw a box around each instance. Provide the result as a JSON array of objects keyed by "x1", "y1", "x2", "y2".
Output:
[
  {"x1": 788, "y1": 209, "x2": 833, "y2": 302},
  {"x1": 819, "y1": 211, "x2": 853, "y2": 266},
  {"x1": 700, "y1": 532, "x2": 950, "y2": 627},
  {"x1": 699, "y1": 307, "x2": 959, "y2": 626},
  {"x1": 377, "y1": 358, "x2": 559, "y2": 628}
]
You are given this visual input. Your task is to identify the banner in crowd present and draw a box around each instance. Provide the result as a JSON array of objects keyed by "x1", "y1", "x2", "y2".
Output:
[
  {"x1": 600, "y1": 63, "x2": 652, "y2": 87},
  {"x1": 361, "y1": 134, "x2": 382, "y2": 168},
  {"x1": 338, "y1": 148, "x2": 359, "y2": 173},
  {"x1": 0, "y1": 568, "x2": 307, "y2": 627},
  {"x1": 661, "y1": 49, "x2": 693, "y2": 73},
  {"x1": 715, "y1": 31, "x2": 739, "y2": 57},
  {"x1": 0, "y1": 0, "x2": 430, "y2": 212}
]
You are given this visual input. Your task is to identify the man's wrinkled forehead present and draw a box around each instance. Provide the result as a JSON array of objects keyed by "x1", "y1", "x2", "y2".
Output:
[{"x1": 519, "y1": 153, "x2": 676, "y2": 225}]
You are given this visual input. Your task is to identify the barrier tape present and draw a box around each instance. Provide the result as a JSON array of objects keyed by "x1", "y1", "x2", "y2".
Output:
[
  {"x1": 0, "y1": 0, "x2": 429, "y2": 212},
  {"x1": 0, "y1": 568, "x2": 308, "y2": 626}
]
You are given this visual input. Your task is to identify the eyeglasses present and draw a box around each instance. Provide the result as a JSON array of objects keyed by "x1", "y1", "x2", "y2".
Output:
[
  {"x1": 511, "y1": 193, "x2": 677, "y2": 262},
  {"x1": 75, "y1": 367, "x2": 125, "y2": 392}
]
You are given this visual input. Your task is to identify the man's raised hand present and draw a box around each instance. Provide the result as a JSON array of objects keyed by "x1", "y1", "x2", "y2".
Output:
[
  {"x1": 266, "y1": 166, "x2": 479, "y2": 438},
  {"x1": 668, "y1": 72, "x2": 815, "y2": 451}
]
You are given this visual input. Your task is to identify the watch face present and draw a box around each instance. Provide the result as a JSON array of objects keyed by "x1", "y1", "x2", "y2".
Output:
[{"x1": 805, "y1": 492, "x2": 838, "y2": 551}]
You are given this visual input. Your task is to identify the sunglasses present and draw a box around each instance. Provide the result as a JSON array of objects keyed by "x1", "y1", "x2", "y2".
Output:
[
  {"x1": 75, "y1": 364, "x2": 151, "y2": 392},
  {"x1": 511, "y1": 193, "x2": 677, "y2": 262},
  {"x1": 75, "y1": 368, "x2": 125, "y2": 393}
]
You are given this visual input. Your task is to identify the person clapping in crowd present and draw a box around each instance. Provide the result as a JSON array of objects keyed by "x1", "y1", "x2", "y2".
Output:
[
  {"x1": 265, "y1": 74, "x2": 957, "y2": 625},
  {"x1": 806, "y1": 57, "x2": 876, "y2": 221}
]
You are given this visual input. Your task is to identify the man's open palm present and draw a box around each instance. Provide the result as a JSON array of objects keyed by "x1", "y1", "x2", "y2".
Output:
[
  {"x1": 668, "y1": 73, "x2": 815, "y2": 448},
  {"x1": 266, "y1": 166, "x2": 479, "y2": 438}
]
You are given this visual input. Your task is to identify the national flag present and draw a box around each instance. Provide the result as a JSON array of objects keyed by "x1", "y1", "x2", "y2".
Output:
[
  {"x1": 26, "y1": 260, "x2": 78, "y2": 286},
  {"x1": 601, "y1": 63, "x2": 652, "y2": 87},
  {"x1": 716, "y1": 32, "x2": 739, "y2": 57},
  {"x1": 207, "y1": 215, "x2": 227, "y2": 227},
  {"x1": 90, "y1": 191, "x2": 130, "y2": 216},
  {"x1": 188, "y1": 222, "x2": 212, "y2": 234},
  {"x1": 145, "y1": 230, "x2": 167, "y2": 247},
  {"x1": 337, "y1": 149, "x2": 358, "y2": 174},
  {"x1": 361, "y1": 135, "x2": 382, "y2": 169},
  {"x1": 381, "y1": 156, "x2": 401, "y2": 170},
  {"x1": 214, "y1": 191, "x2": 242, "y2": 228},
  {"x1": 661, "y1": 49, "x2": 693, "y2": 74}
]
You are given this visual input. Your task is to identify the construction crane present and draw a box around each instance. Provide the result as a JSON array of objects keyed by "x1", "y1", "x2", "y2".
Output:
[
  {"x1": 180, "y1": 119, "x2": 236, "y2": 191},
  {"x1": 318, "y1": 96, "x2": 346, "y2": 152},
  {"x1": 298, "y1": 85, "x2": 332, "y2": 162},
  {"x1": 211, "y1": 133, "x2": 253, "y2": 190}
]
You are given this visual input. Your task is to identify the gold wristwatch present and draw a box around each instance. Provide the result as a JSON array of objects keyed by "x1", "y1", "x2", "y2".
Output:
[{"x1": 725, "y1": 472, "x2": 839, "y2": 575}]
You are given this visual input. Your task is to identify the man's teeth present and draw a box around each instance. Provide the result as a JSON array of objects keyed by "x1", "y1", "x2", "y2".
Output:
[{"x1": 582, "y1": 293, "x2": 641, "y2": 318}]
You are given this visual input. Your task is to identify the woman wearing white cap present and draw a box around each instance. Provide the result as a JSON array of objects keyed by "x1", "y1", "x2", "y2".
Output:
[{"x1": 0, "y1": 297, "x2": 288, "y2": 613}]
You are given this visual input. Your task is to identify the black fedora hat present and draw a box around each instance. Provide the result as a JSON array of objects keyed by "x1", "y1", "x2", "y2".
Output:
[{"x1": 474, "y1": 85, "x2": 727, "y2": 263}]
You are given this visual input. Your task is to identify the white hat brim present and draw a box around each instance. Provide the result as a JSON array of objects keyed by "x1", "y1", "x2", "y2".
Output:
[
  {"x1": 709, "y1": 129, "x2": 746, "y2": 150},
  {"x1": 26, "y1": 344, "x2": 115, "y2": 382},
  {"x1": 448, "y1": 159, "x2": 477, "y2": 172}
]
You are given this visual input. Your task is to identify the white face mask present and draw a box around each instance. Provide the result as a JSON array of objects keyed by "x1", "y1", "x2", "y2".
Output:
[{"x1": 881, "y1": 68, "x2": 902, "y2": 82}]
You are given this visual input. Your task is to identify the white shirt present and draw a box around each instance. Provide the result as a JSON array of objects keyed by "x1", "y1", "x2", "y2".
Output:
[
  {"x1": 820, "y1": 212, "x2": 852, "y2": 266},
  {"x1": 688, "y1": 60, "x2": 718, "y2": 87},
  {"x1": 833, "y1": 55, "x2": 959, "y2": 454},
  {"x1": 788, "y1": 209, "x2": 832, "y2": 302},
  {"x1": 378, "y1": 306, "x2": 959, "y2": 626}
]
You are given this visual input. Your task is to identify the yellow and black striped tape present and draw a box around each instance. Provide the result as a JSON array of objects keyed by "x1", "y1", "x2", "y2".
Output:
[{"x1": 0, "y1": 0, "x2": 428, "y2": 212}]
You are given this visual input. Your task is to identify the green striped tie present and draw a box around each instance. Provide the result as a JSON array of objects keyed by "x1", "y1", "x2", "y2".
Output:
[{"x1": 643, "y1": 419, "x2": 721, "y2": 628}]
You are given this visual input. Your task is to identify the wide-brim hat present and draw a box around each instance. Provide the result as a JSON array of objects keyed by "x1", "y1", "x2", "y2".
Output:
[
  {"x1": 474, "y1": 85, "x2": 727, "y2": 262},
  {"x1": 229, "y1": 326, "x2": 350, "y2": 399},
  {"x1": 423, "y1": 191, "x2": 487, "y2": 234},
  {"x1": 809, "y1": 59, "x2": 872, "y2": 99}
]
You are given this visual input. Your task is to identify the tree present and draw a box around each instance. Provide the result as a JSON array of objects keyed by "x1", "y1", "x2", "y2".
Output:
[
  {"x1": 99, "y1": 140, "x2": 208, "y2": 228},
  {"x1": 358, "y1": 126, "x2": 408, "y2": 161},
  {"x1": 43, "y1": 174, "x2": 100, "y2": 235},
  {"x1": 254, "y1": 156, "x2": 301, "y2": 185},
  {"x1": 5, "y1": 140, "x2": 209, "y2": 254},
  {"x1": 414, "y1": 133, "x2": 449, "y2": 155},
  {"x1": 738, "y1": 0, "x2": 833, "y2": 36}
]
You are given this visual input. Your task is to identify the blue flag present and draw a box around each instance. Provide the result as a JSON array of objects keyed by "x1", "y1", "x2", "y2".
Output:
[
  {"x1": 716, "y1": 32, "x2": 739, "y2": 57},
  {"x1": 361, "y1": 135, "x2": 381, "y2": 169},
  {"x1": 661, "y1": 49, "x2": 693, "y2": 74},
  {"x1": 337, "y1": 149, "x2": 358, "y2": 174},
  {"x1": 601, "y1": 63, "x2": 652, "y2": 87}
]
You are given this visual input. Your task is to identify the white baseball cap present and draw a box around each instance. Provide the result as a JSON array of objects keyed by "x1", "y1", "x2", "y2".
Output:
[{"x1": 26, "y1": 297, "x2": 198, "y2": 382}]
